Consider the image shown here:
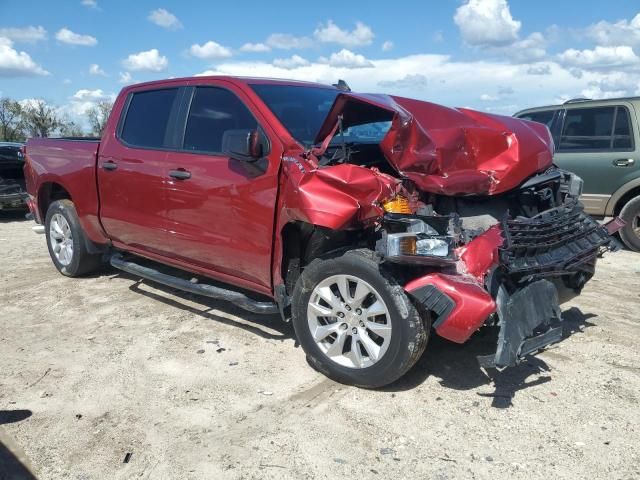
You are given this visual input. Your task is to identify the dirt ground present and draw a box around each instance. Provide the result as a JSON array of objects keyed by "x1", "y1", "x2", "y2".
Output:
[{"x1": 1, "y1": 212, "x2": 639, "y2": 480}]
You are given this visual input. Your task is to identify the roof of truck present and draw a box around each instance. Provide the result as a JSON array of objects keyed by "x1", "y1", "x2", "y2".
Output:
[{"x1": 125, "y1": 75, "x2": 337, "y2": 90}]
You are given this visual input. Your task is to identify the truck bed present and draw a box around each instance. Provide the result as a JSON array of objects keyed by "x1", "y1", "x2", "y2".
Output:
[{"x1": 25, "y1": 137, "x2": 104, "y2": 243}]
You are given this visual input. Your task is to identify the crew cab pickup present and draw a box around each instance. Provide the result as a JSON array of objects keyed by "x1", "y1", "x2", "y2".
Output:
[{"x1": 24, "y1": 77, "x2": 621, "y2": 387}]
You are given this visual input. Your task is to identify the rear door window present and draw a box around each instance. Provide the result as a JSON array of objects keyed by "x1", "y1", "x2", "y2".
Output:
[
  {"x1": 557, "y1": 106, "x2": 634, "y2": 151},
  {"x1": 183, "y1": 87, "x2": 257, "y2": 153},
  {"x1": 120, "y1": 88, "x2": 179, "y2": 149}
]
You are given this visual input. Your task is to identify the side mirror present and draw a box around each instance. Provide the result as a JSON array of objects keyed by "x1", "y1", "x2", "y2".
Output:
[{"x1": 222, "y1": 129, "x2": 264, "y2": 162}]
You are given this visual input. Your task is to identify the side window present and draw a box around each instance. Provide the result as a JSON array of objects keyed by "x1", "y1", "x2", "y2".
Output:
[
  {"x1": 518, "y1": 110, "x2": 556, "y2": 128},
  {"x1": 120, "y1": 88, "x2": 179, "y2": 148},
  {"x1": 558, "y1": 106, "x2": 616, "y2": 151},
  {"x1": 613, "y1": 107, "x2": 633, "y2": 149},
  {"x1": 183, "y1": 87, "x2": 257, "y2": 153}
]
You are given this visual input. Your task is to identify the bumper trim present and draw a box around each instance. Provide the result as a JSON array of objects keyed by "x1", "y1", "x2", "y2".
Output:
[
  {"x1": 410, "y1": 284, "x2": 455, "y2": 328},
  {"x1": 479, "y1": 279, "x2": 562, "y2": 369}
]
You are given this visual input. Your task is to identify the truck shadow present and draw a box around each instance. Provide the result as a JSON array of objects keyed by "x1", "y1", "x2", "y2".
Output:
[
  {"x1": 124, "y1": 277, "x2": 292, "y2": 342},
  {"x1": 118, "y1": 269, "x2": 597, "y2": 404},
  {"x1": 383, "y1": 307, "x2": 597, "y2": 408}
]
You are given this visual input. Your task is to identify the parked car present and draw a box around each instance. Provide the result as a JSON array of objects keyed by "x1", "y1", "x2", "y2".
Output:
[
  {"x1": 515, "y1": 98, "x2": 640, "y2": 251},
  {"x1": 0, "y1": 142, "x2": 28, "y2": 210},
  {"x1": 23, "y1": 77, "x2": 620, "y2": 387}
]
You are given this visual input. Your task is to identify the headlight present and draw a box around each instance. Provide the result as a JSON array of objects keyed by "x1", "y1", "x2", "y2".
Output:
[
  {"x1": 416, "y1": 238, "x2": 449, "y2": 257},
  {"x1": 385, "y1": 233, "x2": 450, "y2": 258}
]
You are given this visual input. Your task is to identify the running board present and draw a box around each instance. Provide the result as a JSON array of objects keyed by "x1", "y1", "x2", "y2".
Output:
[{"x1": 110, "y1": 254, "x2": 279, "y2": 315}]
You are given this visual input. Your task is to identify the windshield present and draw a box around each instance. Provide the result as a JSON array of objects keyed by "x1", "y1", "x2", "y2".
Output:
[{"x1": 250, "y1": 84, "x2": 339, "y2": 146}]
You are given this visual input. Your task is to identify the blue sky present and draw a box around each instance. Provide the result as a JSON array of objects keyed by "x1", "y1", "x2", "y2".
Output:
[{"x1": 1, "y1": 0, "x2": 640, "y2": 127}]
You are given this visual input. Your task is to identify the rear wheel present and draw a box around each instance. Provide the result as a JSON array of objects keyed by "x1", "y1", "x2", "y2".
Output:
[
  {"x1": 45, "y1": 200, "x2": 102, "y2": 276},
  {"x1": 619, "y1": 195, "x2": 640, "y2": 252},
  {"x1": 292, "y1": 249, "x2": 429, "y2": 388}
]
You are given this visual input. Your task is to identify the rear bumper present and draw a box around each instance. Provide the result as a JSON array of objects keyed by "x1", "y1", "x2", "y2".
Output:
[{"x1": 405, "y1": 201, "x2": 621, "y2": 368}]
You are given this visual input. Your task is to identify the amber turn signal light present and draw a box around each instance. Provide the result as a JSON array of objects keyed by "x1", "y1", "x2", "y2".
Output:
[{"x1": 382, "y1": 196, "x2": 412, "y2": 214}]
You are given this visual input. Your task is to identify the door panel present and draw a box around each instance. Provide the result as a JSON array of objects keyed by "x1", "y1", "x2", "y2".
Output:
[
  {"x1": 553, "y1": 103, "x2": 640, "y2": 215},
  {"x1": 97, "y1": 149, "x2": 168, "y2": 253},
  {"x1": 97, "y1": 87, "x2": 181, "y2": 255},
  {"x1": 164, "y1": 152, "x2": 279, "y2": 288},
  {"x1": 163, "y1": 85, "x2": 280, "y2": 289}
]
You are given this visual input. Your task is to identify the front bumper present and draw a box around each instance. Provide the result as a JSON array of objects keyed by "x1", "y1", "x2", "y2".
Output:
[{"x1": 405, "y1": 201, "x2": 621, "y2": 368}]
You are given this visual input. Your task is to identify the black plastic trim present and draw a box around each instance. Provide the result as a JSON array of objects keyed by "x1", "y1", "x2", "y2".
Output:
[
  {"x1": 110, "y1": 254, "x2": 279, "y2": 315},
  {"x1": 411, "y1": 284, "x2": 456, "y2": 328}
]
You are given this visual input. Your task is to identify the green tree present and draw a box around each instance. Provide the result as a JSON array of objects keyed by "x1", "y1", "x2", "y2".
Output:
[
  {"x1": 86, "y1": 101, "x2": 113, "y2": 137},
  {"x1": 21, "y1": 99, "x2": 62, "y2": 138},
  {"x1": 59, "y1": 118, "x2": 85, "y2": 137},
  {"x1": 0, "y1": 98, "x2": 25, "y2": 142}
]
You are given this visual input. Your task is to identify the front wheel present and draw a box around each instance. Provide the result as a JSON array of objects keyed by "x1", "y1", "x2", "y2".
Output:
[
  {"x1": 45, "y1": 199, "x2": 103, "y2": 277},
  {"x1": 292, "y1": 249, "x2": 429, "y2": 388}
]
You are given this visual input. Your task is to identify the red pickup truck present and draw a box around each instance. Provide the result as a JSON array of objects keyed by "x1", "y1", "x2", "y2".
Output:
[{"x1": 24, "y1": 76, "x2": 620, "y2": 387}]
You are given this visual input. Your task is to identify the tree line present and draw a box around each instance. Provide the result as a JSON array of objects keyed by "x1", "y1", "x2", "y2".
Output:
[{"x1": 0, "y1": 97, "x2": 113, "y2": 142}]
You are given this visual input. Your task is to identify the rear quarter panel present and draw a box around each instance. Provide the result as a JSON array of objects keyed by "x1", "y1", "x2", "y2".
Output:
[{"x1": 25, "y1": 138, "x2": 108, "y2": 244}]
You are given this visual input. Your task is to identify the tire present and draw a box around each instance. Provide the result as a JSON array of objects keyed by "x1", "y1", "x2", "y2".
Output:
[
  {"x1": 619, "y1": 195, "x2": 640, "y2": 252},
  {"x1": 291, "y1": 249, "x2": 429, "y2": 388},
  {"x1": 45, "y1": 199, "x2": 102, "y2": 277}
]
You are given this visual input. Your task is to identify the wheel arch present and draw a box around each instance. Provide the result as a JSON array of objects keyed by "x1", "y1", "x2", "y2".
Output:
[
  {"x1": 279, "y1": 221, "x2": 369, "y2": 295},
  {"x1": 606, "y1": 177, "x2": 640, "y2": 216},
  {"x1": 38, "y1": 181, "x2": 72, "y2": 220}
]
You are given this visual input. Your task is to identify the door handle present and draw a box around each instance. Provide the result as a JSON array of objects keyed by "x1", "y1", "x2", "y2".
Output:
[
  {"x1": 102, "y1": 161, "x2": 118, "y2": 171},
  {"x1": 169, "y1": 169, "x2": 191, "y2": 180},
  {"x1": 613, "y1": 158, "x2": 635, "y2": 167}
]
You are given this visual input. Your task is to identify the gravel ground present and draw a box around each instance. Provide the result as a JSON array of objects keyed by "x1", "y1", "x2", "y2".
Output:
[{"x1": 1, "y1": 212, "x2": 639, "y2": 480}]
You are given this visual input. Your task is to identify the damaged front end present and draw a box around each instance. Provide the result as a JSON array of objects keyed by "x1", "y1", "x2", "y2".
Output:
[
  {"x1": 269, "y1": 86, "x2": 622, "y2": 369},
  {"x1": 393, "y1": 174, "x2": 622, "y2": 369}
]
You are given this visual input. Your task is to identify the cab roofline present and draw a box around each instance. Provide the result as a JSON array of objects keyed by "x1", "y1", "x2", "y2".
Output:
[{"x1": 120, "y1": 75, "x2": 336, "y2": 91}]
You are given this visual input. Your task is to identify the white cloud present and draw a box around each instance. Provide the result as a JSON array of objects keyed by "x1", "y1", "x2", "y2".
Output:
[
  {"x1": 68, "y1": 88, "x2": 116, "y2": 118},
  {"x1": 508, "y1": 32, "x2": 547, "y2": 62},
  {"x1": 240, "y1": 42, "x2": 271, "y2": 53},
  {"x1": 0, "y1": 26, "x2": 47, "y2": 43},
  {"x1": 266, "y1": 33, "x2": 313, "y2": 50},
  {"x1": 0, "y1": 37, "x2": 49, "y2": 77},
  {"x1": 118, "y1": 71, "x2": 133, "y2": 84},
  {"x1": 558, "y1": 45, "x2": 640, "y2": 70},
  {"x1": 580, "y1": 72, "x2": 640, "y2": 99},
  {"x1": 318, "y1": 49, "x2": 373, "y2": 68},
  {"x1": 313, "y1": 20, "x2": 374, "y2": 47},
  {"x1": 480, "y1": 94, "x2": 500, "y2": 101},
  {"x1": 63, "y1": 78, "x2": 72, "y2": 84},
  {"x1": 586, "y1": 14, "x2": 640, "y2": 48},
  {"x1": 273, "y1": 55, "x2": 310, "y2": 69},
  {"x1": 89, "y1": 63, "x2": 106, "y2": 76},
  {"x1": 189, "y1": 41, "x2": 232, "y2": 59},
  {"x1": 55, "y1": 27, "x2": 97, "y2": 46},
  {"x1": 148, "y1": 8, "x2": 182, "y2": 30},
  {"x1": 454, "y1": 0, "x2": 521, "y2": 46},
  {"x1": 378, "y1": 74, "x2": 428, "y2": 89},
  {"x1": 194, "y1": 53, "x2": 638, "y2": 115},
  {"x1": 382, "y1": 41, "x2": 394, "y2": 52},
  {"x1": 81, "y1": 0, "x2": 98, "y2": 8},
  {"x1": 122, "y1": 49, "x2": 168, "y2": 72},
  {"x1": 72, "y1": 88, "x2": 114, "y2": 102}
]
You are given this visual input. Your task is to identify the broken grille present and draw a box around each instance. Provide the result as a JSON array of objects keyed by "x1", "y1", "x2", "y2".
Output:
[{"x1": 499, "y1": 201, "x2": 618, "y2": 278}]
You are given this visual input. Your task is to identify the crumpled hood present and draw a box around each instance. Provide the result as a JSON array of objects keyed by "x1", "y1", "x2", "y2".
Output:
[{"x1": 314, "y1": 93, "x2": 554, "y2": 196}]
